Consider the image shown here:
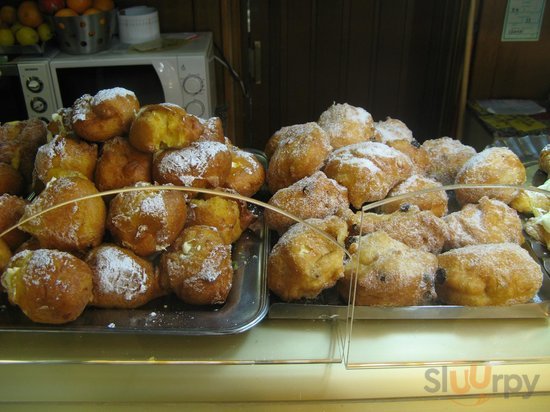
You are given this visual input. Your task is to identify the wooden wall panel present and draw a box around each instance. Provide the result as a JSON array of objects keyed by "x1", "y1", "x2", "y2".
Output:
[
  {"x1": 469, "y1": 0, "x2": 550, "y2": 100},
  {"x1": 247, "y1": 0, "x2": 472, "y2": 149}
]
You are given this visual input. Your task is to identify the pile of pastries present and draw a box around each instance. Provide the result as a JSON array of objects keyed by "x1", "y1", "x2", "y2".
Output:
[
  {"x1": 265, "y1": 102, "x2": 546, "y2": 307},
  {"x1": 0, "y1": 87, "x2": 265, "y2": 324}
]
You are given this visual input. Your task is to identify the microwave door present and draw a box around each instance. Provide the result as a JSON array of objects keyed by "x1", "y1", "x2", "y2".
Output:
[
  {"x1": 0, "y1": 64, "x2": 29, "y2": 122},
  {"x1": 151, "y1": 58, "x2": 184, "y2": 107},
  {"x1": 50, "y1": 60, "x2": 176, "y2": 108}
]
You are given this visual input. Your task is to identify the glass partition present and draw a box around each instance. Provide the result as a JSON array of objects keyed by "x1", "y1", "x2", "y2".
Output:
[
  {"x1": 345, "y1": 175, "x2": 550, "y2": 368},
  {"x1": 0, "y1": 185, "x2": 348, "y2": 365}
]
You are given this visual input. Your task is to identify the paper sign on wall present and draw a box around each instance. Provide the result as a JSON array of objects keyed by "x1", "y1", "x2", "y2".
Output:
[{"x1": 502, "y1": 0, "x2": 546, "y2": 41}]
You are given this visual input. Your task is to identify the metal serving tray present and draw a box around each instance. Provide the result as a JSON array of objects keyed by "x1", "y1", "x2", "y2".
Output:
[
  {"x1": 0, "y1": 216, "x2": 270, "y2": 336},
  {"x1": 270, "y1": 135, "x2": 550, "y2": 320}
]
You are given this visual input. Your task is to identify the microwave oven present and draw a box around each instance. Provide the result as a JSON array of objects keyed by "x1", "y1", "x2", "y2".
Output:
[{"x1": 5, "y1": 32, "x2": 216, "y2": 124}]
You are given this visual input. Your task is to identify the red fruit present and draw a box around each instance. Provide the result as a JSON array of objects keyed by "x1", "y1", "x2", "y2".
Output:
[{"x1": 38, "y1": 0, "x2": 66, "y2": 15}]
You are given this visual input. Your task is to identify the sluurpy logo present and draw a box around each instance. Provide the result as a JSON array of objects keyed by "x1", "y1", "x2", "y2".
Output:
[{"x1": 424, "y1": 366, "x2": 540, "y2": 400}]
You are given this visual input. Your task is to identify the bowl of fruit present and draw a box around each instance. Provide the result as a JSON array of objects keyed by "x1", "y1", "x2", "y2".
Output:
[
  {"x1": 46, "y1": 0, "x2": 116, "y2": 54},
  {"x1": 0, "y1": 1, "x2": 54, "y2": 54}
]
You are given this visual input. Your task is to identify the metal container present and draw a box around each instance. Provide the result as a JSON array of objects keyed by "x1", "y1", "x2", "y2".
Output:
[{"x1": 51, "y1": 9, "x2": 116, "y2": 54}]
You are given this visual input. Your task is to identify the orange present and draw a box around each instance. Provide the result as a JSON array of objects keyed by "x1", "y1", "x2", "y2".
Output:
[
  {"x1": 83, "y1": 8, "x2": 101, "y2": 15},
  {"x1": 67, "y1": 0, "x2": 93, "y2": 14},
  {"x1": 17, "y1": 1, "x2": 43, "y2": 28},
  {"x1": 55, "y1": 8, "x2": 78, "y2": 17},
  {"x1": 0, "y1": 5, "x2": 17, "y2": 25},
  {"x1": 93, "y1": 0, "x2": 114, "y2": 12}
]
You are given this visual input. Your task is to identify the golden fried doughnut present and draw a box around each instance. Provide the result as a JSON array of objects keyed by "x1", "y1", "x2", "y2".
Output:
[
  {"x1": 421, "y1": 137, "x2": 477, "y2": 185},
  {"x1": 435, "y1": 243, "x2": 543, "y2": 306},
  {"x1": 152, "y1": 141, "x2": 232, "y2": 190},
  {"x1": 373, "y1": 117, "x2": 414, "y2": 143},
  {"x1": 205, "y1": 187, "x2": 260, "y2": 232},
  {"x1": 266, "y1": 122, "x2": 332, "y2": 193},
  {"x1": 338, "y1": 231, "x2": 437, "y2": 306},
  {"x1": 72, "y1": 87, "x2": 140, "y2": 142},
  {"x1": 160, "y1": 225, "x2": 233, "y2": 305},
  {"x1": 264, "y1": 127, "x2": 288, "y2": 160},
  {"x1": 386, "y1": 139, "x2": 430, "y2": 175},
  {"x1": 223, "y1": 147, "x2": 265, "y2": 197},
  {"x1": 510, "y1": 188, "x2": 550, "y2": 215},
  {"x1": 47, "y1": 107, "x2": 74, "y2": 137},
  {"x1": 265, "y1": 171, "x2": 349, "y2": 234},
  {"x1": 85, "y1": 244, "x2": 165, "y2": 309},
  {"x1": 323, "y1": 142, "x2": 413, "y2": 209},
  {"x1": 197, "y1": 116, "x2": 225, "y2": 143},
  {"x1": 317, "y1": 103, "x2": 375, "y2": 148},
  {"x1": 0, "y1": 162, "x2": 24, "y2": 195},
  {"x1": 351, "y1": 205, "x2": 448, "y2": 254},
  {"x1": 106, "y1": 182, "x2": 187, "y2": 256},
  {"x1": 1, "y1": 249, "x2": 93, "y2": 324},
  {"x1": 379, "y1": 174, "x2": 448, "y2": 217},
  {"x1": 0, "y1": 118, "x2": 47, "y2": 184},
  {"x1": 186, "y1": 195, "x2": 243, "y2": 244},
  {"x1": 539, "y1": 144, "x2": 550, "y2": 174},
  {"x1": 268, "y1": 215, "x2": 348, "y2": 301},
  {"x1": 19, "y1": 176, "x2": 106, "y2": 252},
  {"x1": 455, "y1": 147, "x2": 526, "y2": 206},
  {"x1": 0, "y1": 194, "x2": 29, "y2": 251},
  {"x1": 524, "y1": 212, "x2": 550, "y2": 250},
  {"x1": 33, "y1": 135, "x2": 98, "y2": 187},
  {"x1": 129, "y1": 103, "x2": 203, "y2": 152},
  {"x1": 444, "y1": 196, "x2": 524, "y2": 249},
  {"x1": 95, "y1": 136, "x2": 152, "y2": 192},
  {"x1": 0, "y1": 238, "x2": 11, "y2": 274}
]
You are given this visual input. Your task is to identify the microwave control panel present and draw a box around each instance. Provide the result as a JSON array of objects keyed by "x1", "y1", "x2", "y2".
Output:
[
  {"x1": 17, "y1": 61, "x2": 57, "y2": 122},
  {"x1": 178, "y1": 54, "x2": 216, "y2": 118}
]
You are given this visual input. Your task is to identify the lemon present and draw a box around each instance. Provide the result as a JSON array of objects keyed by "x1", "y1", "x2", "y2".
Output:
[
  {"x1": 0, "y1": 27, "x2": 15, "y2": 46},
  {"x1": 15, "y1": 26, "x2": 38, "y2": 46},
  {"x1": 37, "y1": 22, "x2": 53, "y2": 42},
  {"x1": 10, "y1": 21, "x2": 23, "y2": 33}
]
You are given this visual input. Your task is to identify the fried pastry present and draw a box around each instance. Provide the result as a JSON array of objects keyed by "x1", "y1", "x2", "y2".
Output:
[
  {"x1": 351, "y1": 205, "x2": 448, "y2": 254},
  {"x1": 317, "y1": 103, "x2": 375, "y2": 148},
  {"x1": 267, "y1": 122, "x2": 332, "y2": 193},
  {"x1": 197, "y1": 116, "x2": 225, "y2": 143},
  {"x1": 323, "y1": 141, "x2": 413, "y2": 208},
  {"x1": 72, "y1": 87, "x2": 140, "y2": 142},
  {"x1": 159, "y1": 225, "x2": 233, "y2": 305},
  {"x1": 444, "y1": 196, "x2": 524, "y2": 249},
  {"x1": 435, "y1": 243, "x2": 543, "y2": 306},
  {"x1": 129, "y1": 103, "x2": 203, "y2": 152},
  {"x1": 385, "y1": 139, "x2": 430, "y2": 175},
  {"x1": 268, "y1": 215, "x2": 348, "y2": 301},
  {"x1": 421, "y1": 137, "x2": 476, "y2": 185},
  {"x1": 0, "y1": 118, "x2": 47, "y2": 185},
  {"x1": 1, "y1": 249, "x2": 93, "y2": 324},
  {"x1": 106, "y1": 182, "x2": 187, "y2": 256},
  {"x1": 85, "y1": 244, "x2": 164, "y2": 309},
  {"x1": 33, "y1": 134, "x2": 98, "y2": 187},
  {"x1": 153, "y1": 141, "x2": 232, "y2": 191},
  {"x1": 373, "y1": 117, "x2": 414, "y2": 143},
  {"x1": 95, "y1": 136, "x2": 152, "y2": 192},
  {"x1": 186, "y1": 195, "x2": 243, "y2": 244},
  {"x1": 0, "y1": 162, "x2": 24, "y2": 195},
  {"x1": 338, "y1": 231, "x2": 437, "y2": 306},
  {"x1": 539, "y1": 143, "x2": 550, "y2": 174},
  {"x1": 0, "y1": 194, "x2": 29, "y2": 250},
  {"x1": 20, "y1": 176, "x2": 106, "y2": 252},
  {"x1": 223, "y1": 146, "x2": 265, "y2": 197},
  {"x1": 265, "y1": 171, "x2": 349, "y2": 234},
  {"x1": 455, "y1": 147, "x2": 526, "y2": 205},
  {"x1": 379, "y1": 174, "x2": 448, "y2": 217}
]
